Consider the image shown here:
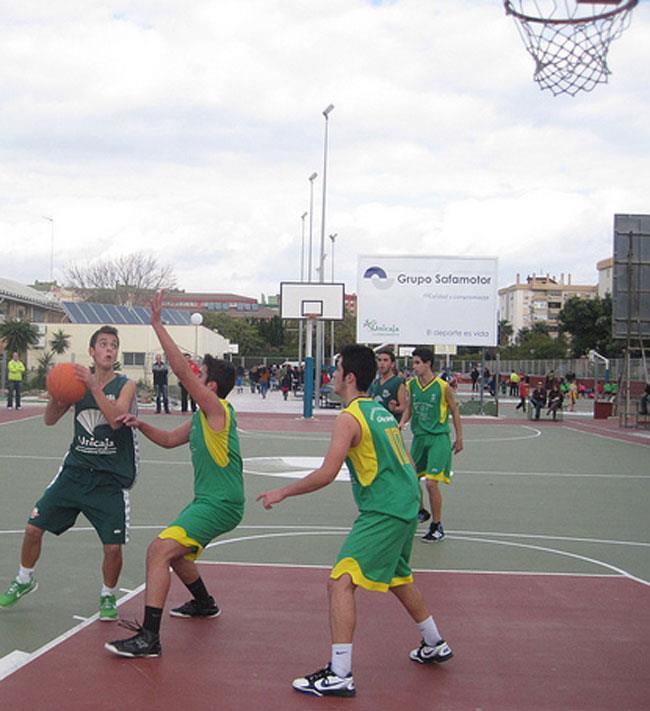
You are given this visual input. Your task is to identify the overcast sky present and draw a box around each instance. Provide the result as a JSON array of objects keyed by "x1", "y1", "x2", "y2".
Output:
[{"x1": 2, "y1": 0, "x2": 649, "y2": 300}]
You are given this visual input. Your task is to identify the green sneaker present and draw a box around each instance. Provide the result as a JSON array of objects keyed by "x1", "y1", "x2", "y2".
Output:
[
  {"x1": 0, "y1": 578, "x2": 38, "y2": 608},
  {"x1": 99, "y1": 594, "x2": 118, "y2": 621}
]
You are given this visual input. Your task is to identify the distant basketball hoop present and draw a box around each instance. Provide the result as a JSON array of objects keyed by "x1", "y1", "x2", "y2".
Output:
[{"x1": 504, "y1": 0, "x2": 638, "y2": 96}]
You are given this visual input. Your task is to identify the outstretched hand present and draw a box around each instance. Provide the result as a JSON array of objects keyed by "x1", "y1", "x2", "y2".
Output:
[
  {"x1": 150, "y1": 290, "x2": 164, "y2": 325},
  {"x1": 256, "y1": 489, "x2": 286, "y2": 510},
  {"x1": 116, "y1": 412, "x2": 141, "y2": 429}
]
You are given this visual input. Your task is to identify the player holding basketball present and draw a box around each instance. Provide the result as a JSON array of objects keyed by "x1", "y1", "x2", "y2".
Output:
[
  {"x1": 367, "y1": 347, "x2": 406, "y2": 422},
  {"x1": 258, "y1": 345, "x2": 452, "y2": 698},
  {"x1": 0, "y1": 327, "x2": 138, "y2": 621},
  {"x1": 400, "y1": 347, "x2": 463, "y2": 542},
  {"x1": 105, "y1": 290, "x2": 244, "y2": 658}
]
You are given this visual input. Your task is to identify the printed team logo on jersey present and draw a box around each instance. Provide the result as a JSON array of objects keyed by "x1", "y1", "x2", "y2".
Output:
[
  {"x1": 75, "y1": 408, "x2": 117, "y2": 455},
  {"x1": 77, "y1": 409, "x2": 108, "y2": 435},
  {"x1": 30, "y1": 506, "x2": 39, "y2": 519}
]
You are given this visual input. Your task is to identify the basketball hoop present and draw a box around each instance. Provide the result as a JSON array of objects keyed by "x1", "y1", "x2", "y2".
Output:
[{"x1": 504, "y1": 1, "x2": 638, "y2": 96}]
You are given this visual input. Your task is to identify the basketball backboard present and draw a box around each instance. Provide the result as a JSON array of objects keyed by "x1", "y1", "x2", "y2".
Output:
[{"x1": 280, "y1": 282, "x2": 345, "y2": 320}]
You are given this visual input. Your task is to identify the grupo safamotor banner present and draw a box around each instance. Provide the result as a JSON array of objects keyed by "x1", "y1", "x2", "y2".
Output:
[{"x1": 357, "y1": 255, "x2": 498, "y2": 347}]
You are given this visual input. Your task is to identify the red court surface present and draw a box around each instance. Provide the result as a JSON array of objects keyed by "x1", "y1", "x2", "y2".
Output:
[{"x1": 1, "y1": 564, "x2": 648, "y2": 710}]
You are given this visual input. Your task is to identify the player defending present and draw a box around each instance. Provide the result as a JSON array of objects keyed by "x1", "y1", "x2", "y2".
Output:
[
  {"x1": 0, "y1": 327, "x2": 137, "y2": 621},
  {"x1": 400, "y1": 347, "x2": 463, "y2": 542},
  {"x1": 258, "y1": 345, "x2": 452, "y2": 698},
  {"x1": 368, "y1": 347, "x2": 406, "y2": 422},
  {"x1": 105, "y1": 290, "x2": 244, "y2": 658}
]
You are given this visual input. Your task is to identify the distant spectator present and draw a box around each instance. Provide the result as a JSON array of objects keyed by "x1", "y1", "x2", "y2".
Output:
[
  {"x1": 259, "y1": 367, "x2": 270, "y2": 399},
  {"x1": 236, "y1": 365, "x2": 245, "y2": 394},
  {"x1": 179, "y1": 354, "x2": 199, "y2": 412},
  {"x1": 152, "y1": 354, "x2": 170, "y2": 414},
  {"x1": 470, "y1": 365, "x2": 480, "y2": 392},
  {"x1": 546, "y1": 386, "x2": 563, "y2": 421},
  {"x1": 639, "y1": 384, "x2": 650, "y2": 416},
  {"x1": 509, "y1": 370, "x2": 520, "y2": 397},
  {"x1": 6, "y1": 352, "x2": 26, "y2": 410},
  {"x1": 530, "y1": 382, "x2": 547, "y2": 421},
  {"x1": 516, "y1": 377, "x2": 528, "y2": 413}
]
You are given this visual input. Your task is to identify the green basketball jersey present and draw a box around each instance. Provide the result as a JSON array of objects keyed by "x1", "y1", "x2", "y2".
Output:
[
  {"x1": 343, "y1": 397, "x2": 419, "y2": 522},
  {"x1": 407, "y1": 376, "x2": 450, "y2": 435},
  {"x1": 63, "y1": 374, "x2": 138, "y2": 488},
  {"x1": 189, "y1": 400, "x2": 244, "y2": 506},
  {"x1": 367, "y1": 374, "x2": 405, "y2": 422}
]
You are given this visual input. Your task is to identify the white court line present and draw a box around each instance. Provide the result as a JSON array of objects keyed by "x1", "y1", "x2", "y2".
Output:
[
  {"x1": 563, "y1": 424, "x2": 650, "y2": 448},
  {"x1": 0, "y1": 415, "x2": 42, "y2": 427},
  {"x1": 199, "y1": 559, "x2": 619, "y2": 579},
  {"x1": 456, "y1": 469, "x2": 648, "y2": 480},
  {"x1": 0, "y1": 583, "x2": 145, "y2": 682},
  {"x1": 0, "y1": 524, "x2": 648, "y2": 549}
]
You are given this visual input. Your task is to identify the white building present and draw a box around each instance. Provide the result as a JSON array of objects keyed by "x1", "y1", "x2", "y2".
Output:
[
  {"x1": 596, "y1": 257, "x2": 613, "y2": 297},
  {"x1": 499, "y1": 273, "x2": 597, "y2": 339}
]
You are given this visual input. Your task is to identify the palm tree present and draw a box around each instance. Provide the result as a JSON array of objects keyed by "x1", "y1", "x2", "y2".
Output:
[
  {"x1": 498, "y1": 319, "x2": 514, "y2": 347},
  {"x1": 50, "y1": 329, "x2": 71, "y2": 355},
  {"x1": 0, "y1": 319, "x2": 39, "y2": 360}
]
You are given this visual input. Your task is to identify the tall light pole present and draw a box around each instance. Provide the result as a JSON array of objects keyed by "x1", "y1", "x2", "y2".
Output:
[
  {"x1": 42, "y1": 216, "x2": 54, "y2": 283},
  {"x1": 307, "y1": 173, "x2": 317, "y2": 283},
  {"x1": 298, "y1": 211, "x2": 308, "y2": 366},
  {"x1": 316, "y1": 104, "x2": 334, "y2": 386},
  {"x1": 329, "y1": 233, "x2": 337, "y2": 364}
]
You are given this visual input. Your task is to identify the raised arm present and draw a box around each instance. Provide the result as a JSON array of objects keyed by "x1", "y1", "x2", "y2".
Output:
[{"x1": 149, "y1": 290, "x2": 224, "y2": 427}]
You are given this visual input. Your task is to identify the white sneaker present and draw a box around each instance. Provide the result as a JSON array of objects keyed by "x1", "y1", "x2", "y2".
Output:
[
  {"x1": 292, "y1": 664, "x2": 356, "y2": 697},
  {"x1": 409, "y1": 639, "x2": 453, "y2": 664}
]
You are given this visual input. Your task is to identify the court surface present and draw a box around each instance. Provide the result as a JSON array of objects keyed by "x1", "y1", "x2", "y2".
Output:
[{"x1": 1, "y1": 391, "x2": 649, "y2": 710}]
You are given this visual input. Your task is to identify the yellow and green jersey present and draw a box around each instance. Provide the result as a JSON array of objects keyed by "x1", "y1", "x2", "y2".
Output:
[
  {"x1": 343, "y1": 397, "x2": 419, "y2": 522},
  {"x1": 189, "y1": 401, "x2": 244, "y2": 507},
  {"x1": 406, "y1": 376, "x2": 450, "y2": 436}
]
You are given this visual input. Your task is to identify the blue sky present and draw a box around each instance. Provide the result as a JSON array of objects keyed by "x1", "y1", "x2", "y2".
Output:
[{"x1": 1, "y1": 0, "x2": 649, "y2": 298}]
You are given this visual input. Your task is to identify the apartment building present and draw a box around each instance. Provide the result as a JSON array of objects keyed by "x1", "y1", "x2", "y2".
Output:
[{"x1": 499, "y1": 273, "x2": 597, "y2": 338}]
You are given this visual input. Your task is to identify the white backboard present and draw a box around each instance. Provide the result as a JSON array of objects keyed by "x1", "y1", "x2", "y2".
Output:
[{"x1": 280, "y1": 282, "x2": 345, "y2": 320}]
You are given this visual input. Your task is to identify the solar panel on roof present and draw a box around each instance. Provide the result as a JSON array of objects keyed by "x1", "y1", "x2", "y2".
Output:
[
  {"x1": 93, "y1": 304, "x2": 113, "y2": 323},
  {"x1": 62, "y1": 302, "x2": 88, "y2": 324},
  {"x1": 104, "y1": 304, "x2": 123, "y2": 323},
  {"x1": 133, "y1": 306, "x2": 150, "y2": 324}
]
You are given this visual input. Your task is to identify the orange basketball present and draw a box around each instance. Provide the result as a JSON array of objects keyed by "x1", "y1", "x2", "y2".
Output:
[{"x1": 47, "y1": 363, "x2": 86, "y2": 405}]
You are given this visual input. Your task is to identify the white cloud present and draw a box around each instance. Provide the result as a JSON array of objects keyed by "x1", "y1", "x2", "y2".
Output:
[{"x1": 1, "y1": 0, "x2": 649, "y2": 297}]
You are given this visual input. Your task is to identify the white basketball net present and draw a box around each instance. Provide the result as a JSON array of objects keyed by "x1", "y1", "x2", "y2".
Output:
[{"x1": 504, "y1": 1, "x2": 638, "y2": 96}]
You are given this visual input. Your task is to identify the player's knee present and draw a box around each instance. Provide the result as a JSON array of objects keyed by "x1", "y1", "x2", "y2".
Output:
[
  {"x1": 103, "y1": 544, "x2": 122, "y2": 561},
  {"x1": 24, "y1": 523, "x2": 44, "y2": 542},
  {"x1": 328, "y1": 574, "x2": 354, "y2": 595}
]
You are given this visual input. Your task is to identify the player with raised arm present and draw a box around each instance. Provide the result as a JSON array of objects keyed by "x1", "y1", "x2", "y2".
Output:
[
  {"x1": 0, "y1": 327, "x2": 138, "y2": 621},
  {"x1": 400, "y1": 347, "x2": 463, "y2": 542},
  {"x1": 258, "y1": 345, "x2": 452, "y2": 698},
  {"x1": 105, "y1": 290, "x2": 244, "y2": 658}
]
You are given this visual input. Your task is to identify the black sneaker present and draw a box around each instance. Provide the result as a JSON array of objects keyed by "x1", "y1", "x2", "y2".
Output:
[
  {"x1": 104, "y1": 621, "x2": 161, "y2": 658},
  {"x1": 292, "y1": 664, "x2": 356, "y2": 697},
  {"x1": 170, "y1": 596, "x2": 221, "y2": 618},
  {"x1": 409, "y1": 639, "x2": 453, "y2": 664},
  {"x1": 417, "y1": 508, "x2": 431, "y2": 523},
  {"x1": 422, "y1": 522, "x2": 445, "y2": 542}
]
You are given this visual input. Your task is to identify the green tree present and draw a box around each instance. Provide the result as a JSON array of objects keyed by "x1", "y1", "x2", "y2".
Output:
[
  {"x1": 255, "y1": 316, "x2": 285, "y2": 349},
  {"x1": 333, "y1": 311, "x2": 357, "y2": 351},
  {"x1": 49, "y1": 329, "x2": 71, "y2": 355},
  {"x1": 498, "y1": 319, "x2": 514, "y2": 347},
  {"x1": 559, "y1": 294, "x2": 623, "y2": 358},
  {"x1": 502, "y1": 322, "x2": 567, "y2": 359},
  {"x1": 32, "y1": 350, "x2": 56, "y2": 389},
  {"x1": 201, "y1": 313, "x2": 265, "y2": 355},
  {"x1": 0, "y1": 320, "x2": 39, "y2": 359}
]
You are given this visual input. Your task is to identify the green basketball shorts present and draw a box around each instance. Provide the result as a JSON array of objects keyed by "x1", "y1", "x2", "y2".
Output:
[
  {"x1": 411, "y1": 432, "x2": 453, "y2": 484},
  {"x1": 330, "y1": 511, "x2": 417, "y2": 592}
]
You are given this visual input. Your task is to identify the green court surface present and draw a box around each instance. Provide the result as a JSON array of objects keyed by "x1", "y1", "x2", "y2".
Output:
[{"x1": 1, "y1": 410, "x2": 649, "y2": 668}]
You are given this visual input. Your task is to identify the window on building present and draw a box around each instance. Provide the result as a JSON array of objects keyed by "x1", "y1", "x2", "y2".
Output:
[{"x1": 123, "y1": 352, "x2": 145, "y2": 366}]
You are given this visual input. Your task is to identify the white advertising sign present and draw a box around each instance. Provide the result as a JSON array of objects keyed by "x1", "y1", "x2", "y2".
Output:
[{"x1": 357, "y1": 255, "x2": 498, "y2": 346}]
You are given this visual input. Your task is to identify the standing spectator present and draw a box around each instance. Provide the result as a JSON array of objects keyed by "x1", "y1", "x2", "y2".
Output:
[
  {"x1": 470, "y1": 365, "x2": 480, "y2": 392},
  {"x1": 639, "y1": 384, "x2": 650, "y2": 415},
  {"x1": 249, "y1": 366, "x2": 260, "y2": 394},
  {"x1": 179, "y1": 354, "x2": 199, "y2": 413},
  {"x1": 509, "y1": 370, "x2": 520, "y2": 397},
  {"x1": 235, "y1": 365, "x2": 245, "y2": 394},
  {"x1": 516, "y1": 376, "x2": 528, "y2": 412},
  {"x1": 152, "y1": 354, "x2": 170, "y2": 414},
  {"x1": 530, "y1": 382, "x2": 547, "y2": 421},
  {"x1": 567, "y1": 377, "x2": 578, "y2": 412},
  {"x1": 6, "y1": 352, "x2": 26, "y2": 410},
  {"x1": 259, "y1": 367, "x2": 270, "y2": 399},
  {"x1": 280, "y1": 368, "x2": 293, "y2": 401}
]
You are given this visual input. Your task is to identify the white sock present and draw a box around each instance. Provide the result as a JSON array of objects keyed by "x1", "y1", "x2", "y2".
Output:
[
  {"x1": 101, "y1": 584, "x2": 117, "y2": 597},
  {"x1": 417, "y1": 616, "x2": 442, "y2": 646},
  {"x1": 330, "y1": 643, "x2": 353, "y2": 677},
  {"x1": 17, "y1": 566, "x2": 34, "y2": 584}
]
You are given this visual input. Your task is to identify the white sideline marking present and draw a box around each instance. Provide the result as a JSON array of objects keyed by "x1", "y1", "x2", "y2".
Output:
[{"x1": 0, "y1": 651, "x2": 30, "y2": 680}]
